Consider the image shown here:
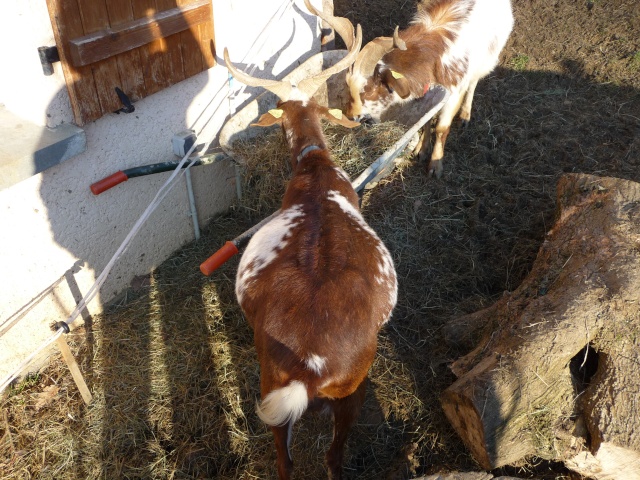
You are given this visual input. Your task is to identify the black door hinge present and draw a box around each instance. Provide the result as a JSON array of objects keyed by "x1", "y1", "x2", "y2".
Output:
[{"x1": 38, "y1": 46, "x2": 60, "y2": 76}]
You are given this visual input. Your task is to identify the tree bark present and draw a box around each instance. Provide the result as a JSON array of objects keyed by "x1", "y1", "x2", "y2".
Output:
[{"x1": 440, "y1": 174, "x2": 640, "y2": 479}]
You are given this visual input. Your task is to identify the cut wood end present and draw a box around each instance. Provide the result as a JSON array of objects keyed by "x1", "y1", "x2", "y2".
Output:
[{"x1": 440, "y1": 390, "x2": 493, "y2": 470}]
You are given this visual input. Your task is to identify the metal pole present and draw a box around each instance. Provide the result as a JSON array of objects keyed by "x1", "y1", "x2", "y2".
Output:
[{"x1": 185, "y1": 168, "x2": 201, "y2": 241}]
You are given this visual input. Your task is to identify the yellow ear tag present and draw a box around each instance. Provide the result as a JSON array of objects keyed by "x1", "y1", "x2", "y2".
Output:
[
  {"x1": 268, "y1": 109, "x2": 283, "y2": 118},
  {"x1": 391, "y1": 70, "x2": 405, "y2": 79},
  {"x1": 328, "y1": 109, "x2": 343, "y2": 120}
]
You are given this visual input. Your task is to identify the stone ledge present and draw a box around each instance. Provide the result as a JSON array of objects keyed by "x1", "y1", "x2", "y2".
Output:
[{"x1": 0, "y1": 106, "x2": 86, "y2": 191}]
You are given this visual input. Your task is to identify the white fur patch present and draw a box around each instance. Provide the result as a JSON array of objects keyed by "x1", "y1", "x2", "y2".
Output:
[
  {"x1": 327, "y1": 190, "x2": 363, "y2": 220},
  {"x1": 236, "y1": 205, "x2": 304, "y2": 303},
  {"x1": 327, "y1": 190, "x2": 384, "y2": 244},
  {"x1": 334, "y1": 166, "x2": 351, "y2": 183},
  {"x1": 376, "y1": 244, "x2": 398, "y2": 326},
  {"x1": 306, "y1": 354, "x2": 327, "y2": 375},
  {"x1": 288, "y1": 87, "x2": 310, "y2": 104},
  {"x1": 384, "y1": 277, "x2": 399, "y2": 325},
  {"x1": 376, "y1": 244, "x2": 395, "y2": 278},
  {"x1": 437, "y1": 0, "x2": 513, "y2": 89},
  {"x1": 363, "y1": 95, "x2": 395, "y2": 122},
  {"x1": 256, "y1": 380, "x2": 308, "y2": 427}
]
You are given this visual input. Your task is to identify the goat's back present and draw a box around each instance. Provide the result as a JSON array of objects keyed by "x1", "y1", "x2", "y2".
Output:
[
  {"x1": 394, "y1": 0, "x2": 513, "y2": 87},
  {"x1": 236, "y1": 166, "x2": 397, "y2": 398}
]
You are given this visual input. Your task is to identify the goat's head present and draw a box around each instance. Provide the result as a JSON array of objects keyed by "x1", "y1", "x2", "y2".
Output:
[
  {"x1": 251, "y1": 101, "x2": 360, "y2": 168},
  {"x1": 346, "y1": 28, "x2": 408, "y2": 122},
  {"x1": 224, "y1": 0, "x2": 362, "y2": 164}
]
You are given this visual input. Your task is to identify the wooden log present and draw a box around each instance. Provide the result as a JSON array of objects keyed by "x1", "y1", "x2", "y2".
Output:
[
  {"x1": 440, "y1": 174, "x2": 640, "y2": 479},
  {"x1": 566, "y1": 321, "x2": 640, "y2": 478}
]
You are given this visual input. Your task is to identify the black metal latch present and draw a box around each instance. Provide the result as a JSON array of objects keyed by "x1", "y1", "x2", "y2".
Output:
[
  {"x1": 115, "y1": 87, "x2": 135, "y2": 114},
  {"x1": 38, "y1": 46, "x2": 60, "y2": 76}
]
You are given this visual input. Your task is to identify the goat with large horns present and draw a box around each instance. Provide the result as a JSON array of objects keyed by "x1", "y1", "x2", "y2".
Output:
[
  {"x1": 224, "y1": 2, "x2": 398, "y2": 478},
  {"x1": 346, "y1": 0, "x2": 514, "y2": 178}
]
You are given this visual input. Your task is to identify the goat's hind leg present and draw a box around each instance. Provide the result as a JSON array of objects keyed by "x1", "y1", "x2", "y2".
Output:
[
  {"x1": 325, "y1": 380, "x2": 367, "y2": 480},
  {"x1": 271, "y1": 423, "x2": 294, "y2": 480}
]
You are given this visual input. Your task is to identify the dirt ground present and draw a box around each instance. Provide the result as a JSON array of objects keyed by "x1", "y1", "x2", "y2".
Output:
[{"x1": 2, "y1": 0, "x2": 639, "y2": 479}]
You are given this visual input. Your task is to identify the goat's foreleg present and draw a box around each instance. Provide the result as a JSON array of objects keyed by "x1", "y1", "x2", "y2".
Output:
[
  {"x1": 427, "y1": 89, "x2": 464, "y2": 178},
  {"x1": 412, "y1": 121, "x2": 433, "y2": 163},
  {"x1": 325, "y1": 380, "x2": 367, "y2": 479}
]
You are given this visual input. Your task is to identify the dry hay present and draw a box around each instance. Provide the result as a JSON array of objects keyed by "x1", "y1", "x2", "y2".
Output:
[{"x1": 231, "y1": 121, "x2": 407, "y2": 217}]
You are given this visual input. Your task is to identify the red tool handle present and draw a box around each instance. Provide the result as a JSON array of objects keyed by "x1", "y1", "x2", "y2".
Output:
[
  {"x1": 90, "y1": 171, "x2": 128, "y2": 195},
  {"x1": 200, "y1": 241, "x2": 239, "y2": 276}
]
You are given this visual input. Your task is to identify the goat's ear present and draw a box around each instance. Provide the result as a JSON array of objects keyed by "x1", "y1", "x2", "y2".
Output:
[
  {"x1": 321, "y1": 108, "x2": 361, "y2": 128},
  {"x1": 381, "y1": 69, "x2": 412, "y2": 99},
  {"x1": 251, "y1": 109, "x2": 284, "y2": 127}
]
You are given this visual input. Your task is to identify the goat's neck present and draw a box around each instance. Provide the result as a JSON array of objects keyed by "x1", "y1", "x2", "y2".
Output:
[
  {"x1": 287, "y1": 126, "x2": 327, "y2": 167},
  {"x1": 283, "y1": 145, "x2": 357, "y2": 211},
  {"x1": 281, "y1": 100, "x2": 328, "y2": 166},
  {"x1": 292, "y1": 143, "x2": 334, "y2": 176},
  {"x1": 296, "y1": 145, "x2": 323, "y2": 164}
]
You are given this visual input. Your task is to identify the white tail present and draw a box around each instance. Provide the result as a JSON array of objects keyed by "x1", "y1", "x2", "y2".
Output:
[{"x1": 256, "y1": 381, "x2": 308, "y2": 427}]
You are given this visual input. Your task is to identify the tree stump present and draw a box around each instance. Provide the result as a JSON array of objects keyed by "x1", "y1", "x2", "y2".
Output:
[{"x1": 440, "y1": 174, "x2": 640, "y2": 479}]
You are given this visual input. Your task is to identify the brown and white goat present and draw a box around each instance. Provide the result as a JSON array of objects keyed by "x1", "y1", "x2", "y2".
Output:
[
  {"x1": 225, "y1": 6, "x2": 398, "y2": 480},
  {"x1": 346, "y1": 0, "x2": 514, "y2": 177}
]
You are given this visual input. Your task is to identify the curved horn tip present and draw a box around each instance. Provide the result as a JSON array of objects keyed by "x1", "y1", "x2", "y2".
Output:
[
  {"x1": 223, "y1": 47, "x2": 232, "y2": 66},
  {"x1": 393, "y1": 26, "x2": 407, "y2": 51},
  {"x1": 303, "y1": 0, "x2": 319, "y2": 15},
  {"x1": 355, "y1": 24, "x2": 363, "y2": 44}
]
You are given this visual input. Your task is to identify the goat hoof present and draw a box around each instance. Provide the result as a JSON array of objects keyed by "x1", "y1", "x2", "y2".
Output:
[
  {"x1": 416, "y1": 150, "x2": 429, "y2": 164},
  {"x1": 427, "y1": 160, "x2": 443, "y2": 178}
]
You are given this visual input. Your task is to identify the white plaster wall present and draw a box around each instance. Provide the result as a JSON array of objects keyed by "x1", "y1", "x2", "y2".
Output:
[
  {"x1": 215, "y1": 0, "x2": 322, "y2": 114},
  {"x1": 0, "y1": 0, "x2": 324, "y2": 387},
  {"x1": 0, "y1": 0, "x2": 71, "y2": 127}
]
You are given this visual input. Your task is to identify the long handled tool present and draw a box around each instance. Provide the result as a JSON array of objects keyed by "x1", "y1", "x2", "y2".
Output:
[
  {"x1": 90, "y1": 159, "x2": 210, "y2": 195},
  {"x1": 199, "y1": 209, "x2": 281, "y2": 275}
]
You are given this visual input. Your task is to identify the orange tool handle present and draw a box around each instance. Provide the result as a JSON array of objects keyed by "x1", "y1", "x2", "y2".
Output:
[
  {"x1": 200, "y1": 241, "x2": 239, "y2": 276},
  {"x1": 91, "y1": 171, "x2": 128, "y2": 195}
]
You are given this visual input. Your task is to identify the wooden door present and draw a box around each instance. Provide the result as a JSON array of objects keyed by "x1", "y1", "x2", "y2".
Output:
[{"x1": 46, "y1": 0, "x2": 215, "y2": 125}]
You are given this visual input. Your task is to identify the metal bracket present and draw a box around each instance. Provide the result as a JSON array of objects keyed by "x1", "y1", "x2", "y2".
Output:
[{"x1": 38, "y1": 46, "x2": 60, "y2": 76}]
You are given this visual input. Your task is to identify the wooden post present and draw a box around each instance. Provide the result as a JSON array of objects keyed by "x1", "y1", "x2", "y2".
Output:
[{"x1": 56, "y1": 335, "x2": 93, "y2": 405}]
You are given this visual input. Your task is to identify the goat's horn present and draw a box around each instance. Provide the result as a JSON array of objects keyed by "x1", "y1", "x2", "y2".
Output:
[
  {"x1": 393, "y1": 26, "x2": 407, "y2": 50},
  {"x1": 297, "y1": 23, "x2": 362, "y2": 99},
  {"x1": 351, "y1": 26, "x2": 405, "y2": 80},
  {"x1": 223, "y1": 48, "x2": 293, "y2": 101},
  {"x1": 303, "y1": 0, "x2": 355, "y2": 51}
]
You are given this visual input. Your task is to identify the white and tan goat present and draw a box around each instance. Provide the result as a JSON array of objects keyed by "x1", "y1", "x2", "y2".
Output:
[{"x1": 346, "y1": 0, "x2": 514, "y2": 177}]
